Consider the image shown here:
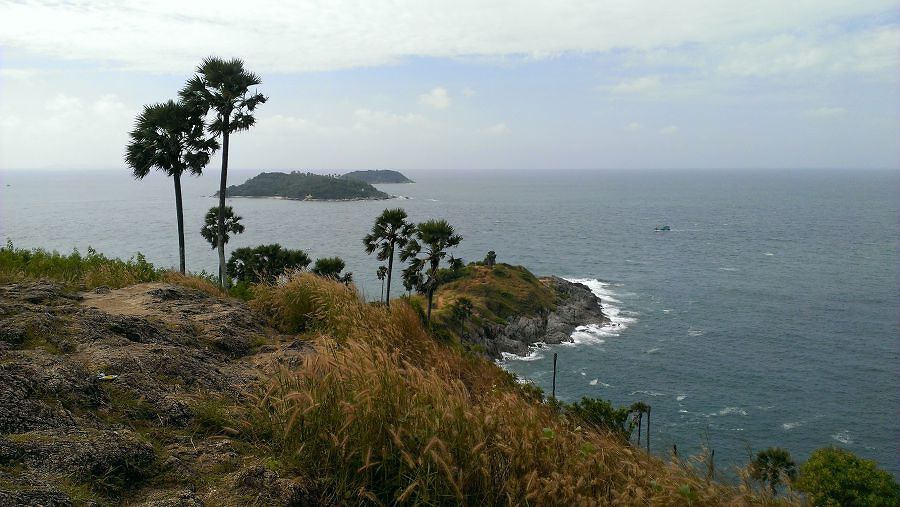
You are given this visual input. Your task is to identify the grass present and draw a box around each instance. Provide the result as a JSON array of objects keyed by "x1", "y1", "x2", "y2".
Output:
[
  {"x1": 433, "y1": 263, "x2": 558, "y2": 327},
  {"x1": 242, "y1": 272, "x2": 787, "y2": 505}
]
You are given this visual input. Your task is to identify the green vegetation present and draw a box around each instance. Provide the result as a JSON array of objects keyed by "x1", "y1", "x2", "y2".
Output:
[
  {"x1": 311, "y1": 256, "x2": 353, "y2": 283},
  {"x1": 433, "y1": 263, "x2": 558, "y2": 327},
  {"x1": 0, "y1": 241, "x2": 158, "y2": 289},
  {"x1": 226, "y1": 244, "x2": 311, "y2": 284},
  {"x1": 795, "y1": 447, "x2": 900, "y2": 506},
  {"x1": 180, "y1": 56, "x2": 267, "y2": 288},
  {"x1": 223, "y1": 171, "x2": 390, "y2": 200},
  {"x1": 400, "y1": 219, "x2": 463, "y2": 323},
  {"x1": 200, "y1": 205, "x2": 244, "y2": 249},
  {"x1": 341, "y1": 169, "x2": 413, "y2": 183},
  {"x1": 749, "y1": 447, "x2": 797, "y2": 495},
  {"x1": 363, "y1": 207, "x2": 415, "y2": 306},
  {"x1": 125, "y1": 100, "x2": 218, "y2": 274}
]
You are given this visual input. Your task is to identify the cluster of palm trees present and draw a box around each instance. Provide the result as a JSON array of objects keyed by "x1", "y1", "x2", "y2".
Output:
[
  {"x1": 363, "y1": 208, "x2": 462, "y2": 323},
  {"x1": 125, "y1": 57, "x2": 266, "y2": 287}
]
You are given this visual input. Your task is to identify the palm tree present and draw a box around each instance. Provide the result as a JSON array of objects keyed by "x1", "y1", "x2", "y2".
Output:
[
  {"x1": 200, "y1": 206, "x2": 244, "y2": 249},
  {"x1": 125, "y1": 100, "x2": 217, "y2": 274},
  {"x1": 400, "y1": 219, "x2": 462, "y2": 324},
  {"x1": 180, "y1": 57, "x2": 267, "y2": 287},
  {"x1": 750, "y1": 447, "x2": 797, "y2": 495},
  {"x1": 376, "y1": 265, "x2": 387, "y2": 302},
  {"x1": 363, "y1": 208, "x2": 414, "y2": 307},
  {"x1": 312, "y1": 256, "x2": 353, "y2": 283}
]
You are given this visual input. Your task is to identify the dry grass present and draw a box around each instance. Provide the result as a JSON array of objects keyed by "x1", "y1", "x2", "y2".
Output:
[
  {"x1": 243, "y1": 273, "x2": 794, "y2": 506},
  {"x1": 159, "y1": 270, "x2": 224, "y2": 296}
]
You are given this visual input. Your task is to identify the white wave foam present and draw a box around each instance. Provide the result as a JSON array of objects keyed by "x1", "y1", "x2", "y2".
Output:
[
  {"x1": 764, "y1": 252, "x2": 774, "y2": 256},
  {"x1": 676, "y1": 395, "x2": 687, "y2": 401},
  {"x1": 782, "y1": 421, "x2": 802, "y2": 430},
  {"x1": 499, "y1": 344, "x2": 545, "y2": 363},
  {"x1": 718, "y1": 267, "x2": 739, "y2": 272},
  {"x1": 713, "y1": 407, "x2": 748, "y2": 416},
  {"x1": 630, "y1": 390, "x2": 666, "y2": 397},
  {"x1": 687, "y1": 329, "x2": 704, "y2": 337},
  {"x1": 832, "y1": 430, "x2": 853, "y2": 444},
  {"x1": 646, "y1": 347, "x2": 660, "y2": 353},
  {"x1": 564, "y1": 278, "x2": 637, "y2": 344}
]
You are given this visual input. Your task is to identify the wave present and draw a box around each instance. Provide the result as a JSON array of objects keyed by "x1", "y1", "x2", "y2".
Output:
[
  {"x1": 564, "y1": 278, "x2": 637, "y2": 344},
  {"x1": 711, "y1": 406, "x2": 748, "y2": 417},
  {"x1": 499, "y1": 343, "x2": 546, "y2": 363},
  {"x1": 589, "y1": 378, "x2": 611, "y2": 387},
  {"x1": 782, "y1": 421, "x2": 802, "y2": 430},
  {"x1": 629, "y1": 390, "x2": 666, "y2": 397},
  {"x1": 832, "y1": 430, "x2": 853, "y2": 444},
  {"x1": 676, "y1": 394, "x2": 687, "y2": 401}
]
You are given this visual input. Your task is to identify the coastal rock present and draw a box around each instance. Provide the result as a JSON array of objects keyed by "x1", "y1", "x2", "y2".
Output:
[{"x1": 470, "y1": 276, "x2": 608, "y2": 358}]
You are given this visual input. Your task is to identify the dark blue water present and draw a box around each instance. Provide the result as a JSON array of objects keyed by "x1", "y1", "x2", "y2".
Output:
[{"x1": 2, "y1": 168, "x2": 897, "y2": 477}]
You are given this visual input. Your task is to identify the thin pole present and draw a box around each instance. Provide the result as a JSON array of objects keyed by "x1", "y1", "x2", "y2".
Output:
[
  {"x1": 551, "y1": 352, "x2": 558, "y2": 402},
  {"x1": 646, "y1": 406, "x2": 651, "y2": 452}
]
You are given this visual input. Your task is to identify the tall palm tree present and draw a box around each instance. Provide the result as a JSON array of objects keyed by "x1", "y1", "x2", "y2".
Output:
[
  {"x1": 363, "y1": 208, "x2": 414, "y2": 307},
  {"x1": 125, "y1": 100, "x2": 217, "y2": 273},
  {"x1": 180, "y1": 57, "x2": 267, "y2": 287},
  {"x1": 400, "y1": 219, "x2": 462, "y2": 324},
  {"x1": 376, "y1": 265, "x2": 387, "y2": 302}
]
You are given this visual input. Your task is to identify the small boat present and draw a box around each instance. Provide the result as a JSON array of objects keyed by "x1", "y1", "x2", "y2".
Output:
[{"x1": 654, "y1": 225, "x2": 671, "y2": 231}]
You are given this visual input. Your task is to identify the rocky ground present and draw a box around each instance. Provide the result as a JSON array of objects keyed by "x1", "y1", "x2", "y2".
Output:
[
  {"x1": 469, "y1": 276, "x2": 609, "y2": 358},
  {"x1": 0, "y1": 281, "x2": 309, "y2": 506}
]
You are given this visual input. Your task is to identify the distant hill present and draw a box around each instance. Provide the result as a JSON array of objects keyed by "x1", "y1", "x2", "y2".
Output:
[
  {"x1": 222, "y1": 172, "x2": 391, "y2": 200},
  {"x1": 341, "y1": 170, "x2": 413, "y2": 184}
]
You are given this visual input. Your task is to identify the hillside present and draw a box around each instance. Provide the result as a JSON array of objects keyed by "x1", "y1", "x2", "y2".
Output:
[
  {"x1": 222, "y1": 171, "x2": 391, "y2": 200},
  {"x1": 432, "y1": 263, "x2": 609, "y2": 357},
  {"x1": 341, "y1": 169, "x2": 413, "y2": 184},
  {"x1": 0, "y1": 248, "x2": 788, "y2": 506}
]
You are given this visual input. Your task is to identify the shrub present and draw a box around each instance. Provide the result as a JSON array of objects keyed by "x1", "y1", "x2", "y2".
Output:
[
  {"x1": 226, "y1": 244, "x2": 311, "y2": 284},
  {"x1": 796, "y1": 447, "x2": 900, "y2": 506}
]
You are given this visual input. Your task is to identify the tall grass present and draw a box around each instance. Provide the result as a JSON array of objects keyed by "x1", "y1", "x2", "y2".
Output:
[
  {"x1": 0, "y1": 241, "x2": 159, "y2": 289},
  {"x1": 245, "y1": 273, "x2": 787, "y2": 505}
]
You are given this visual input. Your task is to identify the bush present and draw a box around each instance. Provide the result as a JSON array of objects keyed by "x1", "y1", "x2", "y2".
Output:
[
  {"x1": 796, "y1": 447, "x2": 900, "y2": 506},
  {"x1": 226, "y1": 244, "x2": 310, "y2": 284},
  {"x1": 565, "y1": 397, "x2": 633, "y2": 440}
]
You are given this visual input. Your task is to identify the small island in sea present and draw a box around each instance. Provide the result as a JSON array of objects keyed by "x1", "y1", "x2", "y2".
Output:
[
  {"x1": 341, "y1": 169, "x2": 414, "y2": 184},
  {"x1": 221, "y1": 171, "x2": 391, "y2": 201}
]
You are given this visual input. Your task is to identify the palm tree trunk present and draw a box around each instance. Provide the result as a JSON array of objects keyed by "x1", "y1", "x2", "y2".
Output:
[
  {"x1": 217, "y1": 118, "x2": 230, "y2": 288},
  {"x1": 173, "y1": 171, "x2": 186, "y2": 274},
  {"x1": 637, "y1": 413, "x2": 642, "y2": 445},
  {"x1": 426, "y1": 289, "x2": 433, "y2": 324},
  {"x1": 380, "y1": 279, "x2": 384, "y2": 301},
  {"x1": 646, "y1": 406, "x2": 651, "y2": 452},
  {"x1": 385, "y1": 242, "x2": 394, "y2": 306}
]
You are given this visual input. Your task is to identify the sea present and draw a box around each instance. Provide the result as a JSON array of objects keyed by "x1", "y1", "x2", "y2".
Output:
[{"x1": 1, "y1": 168, "x2": 897, "y2": 479}]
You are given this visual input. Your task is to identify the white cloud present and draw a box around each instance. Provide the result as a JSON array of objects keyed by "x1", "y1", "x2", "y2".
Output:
[
  {"x1": 806, "y1": 106, "x2": 846, "y2": 117},
  {"x1": 624, "y1": 122, "x2": 642, "y2": 131},
  {"x1": 611, "y1": 76, "x2": 660, "y2": 94},
  {"x1": 659, "y1": 125, "x2": 679, "y2": 135},
  {"x1": 45, "y1": 94, "x2": 84, "y2": 113},
  {"x1": 483, "y1": 123, "x2": 509, "y2": 135},
  {"x1": 353, "y1": 108, "x2": 424, "y2": 130},
  {"x1": 0, "y1": 1, "x2": 895, "y2": 73},
  {"x1": 0, "y1": 68, "x2": 42, "y2": 81},
  {"x1": 419, "y1": 87, "x2": 451, "y2": 109},
  {"x1": 718, "y1": 26, "x2": 900, "y2": 77}
]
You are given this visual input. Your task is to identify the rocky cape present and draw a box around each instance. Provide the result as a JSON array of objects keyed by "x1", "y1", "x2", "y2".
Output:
[{"x1": 468, "y1": 276, "x2": 609, "y2": 358}]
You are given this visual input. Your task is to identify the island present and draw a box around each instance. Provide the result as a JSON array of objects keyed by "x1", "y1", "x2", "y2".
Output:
[
  {"x1": 221, "y1": 171, "x2": 391, "y2": 200},
  {"x1": 341, "y1": 169, "x2": 413, "y2": 184}
]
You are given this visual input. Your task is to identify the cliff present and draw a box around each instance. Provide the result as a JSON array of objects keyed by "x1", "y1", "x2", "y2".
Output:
[{"x1": 432, "y1": 264, "x2": 608, "y2": 358}]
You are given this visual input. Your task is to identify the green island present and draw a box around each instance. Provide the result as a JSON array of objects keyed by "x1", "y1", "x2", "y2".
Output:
[
  {"x1": 342, "y1": 169, "x2": 414, "y2": 184},
  {"x1": 222, "y1": 171, "x2": 391, "y2": 200}
]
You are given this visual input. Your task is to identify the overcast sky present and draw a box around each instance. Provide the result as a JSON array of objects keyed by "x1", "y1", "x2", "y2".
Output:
[{"x1": 0, "y1": 1, "x2": 897, "y2": 170}]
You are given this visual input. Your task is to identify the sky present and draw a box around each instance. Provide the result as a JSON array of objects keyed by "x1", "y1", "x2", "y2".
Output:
[{"x1": 0, "y1": 0, "x2": 898, "y2": 170}]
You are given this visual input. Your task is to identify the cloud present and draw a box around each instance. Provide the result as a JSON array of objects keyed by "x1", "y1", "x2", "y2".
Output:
[
  {"x1": 806, "y1": 106, "x2": 846, "y2": 117},
  {"x1": 462, "y1": 87, "x2": 476, "y2": 98},
  {"x1": 0, "y1": 68, "x2": 42, "y2": 81},
  {"x1": 483, "y1": 123, "x2": 509, "y2": 135},
  {"x1": 611, "y1": 76, "x2": 660, "y2": 94},
  {"x1": 659, "y1": 125, "x2": 679, "y2": 135},
  {"x1": 0, "y1": 1, "x2": 895, "y2": 73},
  {"x1": 353, "y1": 108, "x2": 424, "y2": 130},
  {"x1": 624, "y1": 122, "x2": 642, "y2": 131},
  {"x1": 419, "y1": 87, "x2": 451, "y2": 109}
]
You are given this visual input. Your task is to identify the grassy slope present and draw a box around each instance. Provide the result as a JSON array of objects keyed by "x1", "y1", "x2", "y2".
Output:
[
  {"x1": 430, "y1": 263, "x2": 557, "y2": 329},
  {"x1": 0, "y1": 246, "x2": 790, "y2": 505}
]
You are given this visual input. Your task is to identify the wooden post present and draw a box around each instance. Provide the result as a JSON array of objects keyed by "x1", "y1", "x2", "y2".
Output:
[
  {"x1": 646, "y1": 406, "x2": 651, "y2": 452},
  {"x1": 551, "y1": 352, "x2": 558, "y2": 402}
]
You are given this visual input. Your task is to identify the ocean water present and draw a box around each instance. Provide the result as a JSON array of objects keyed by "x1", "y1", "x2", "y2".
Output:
[{"x1": 1, "y1": 168, "x2": 897, "y2": 478}]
